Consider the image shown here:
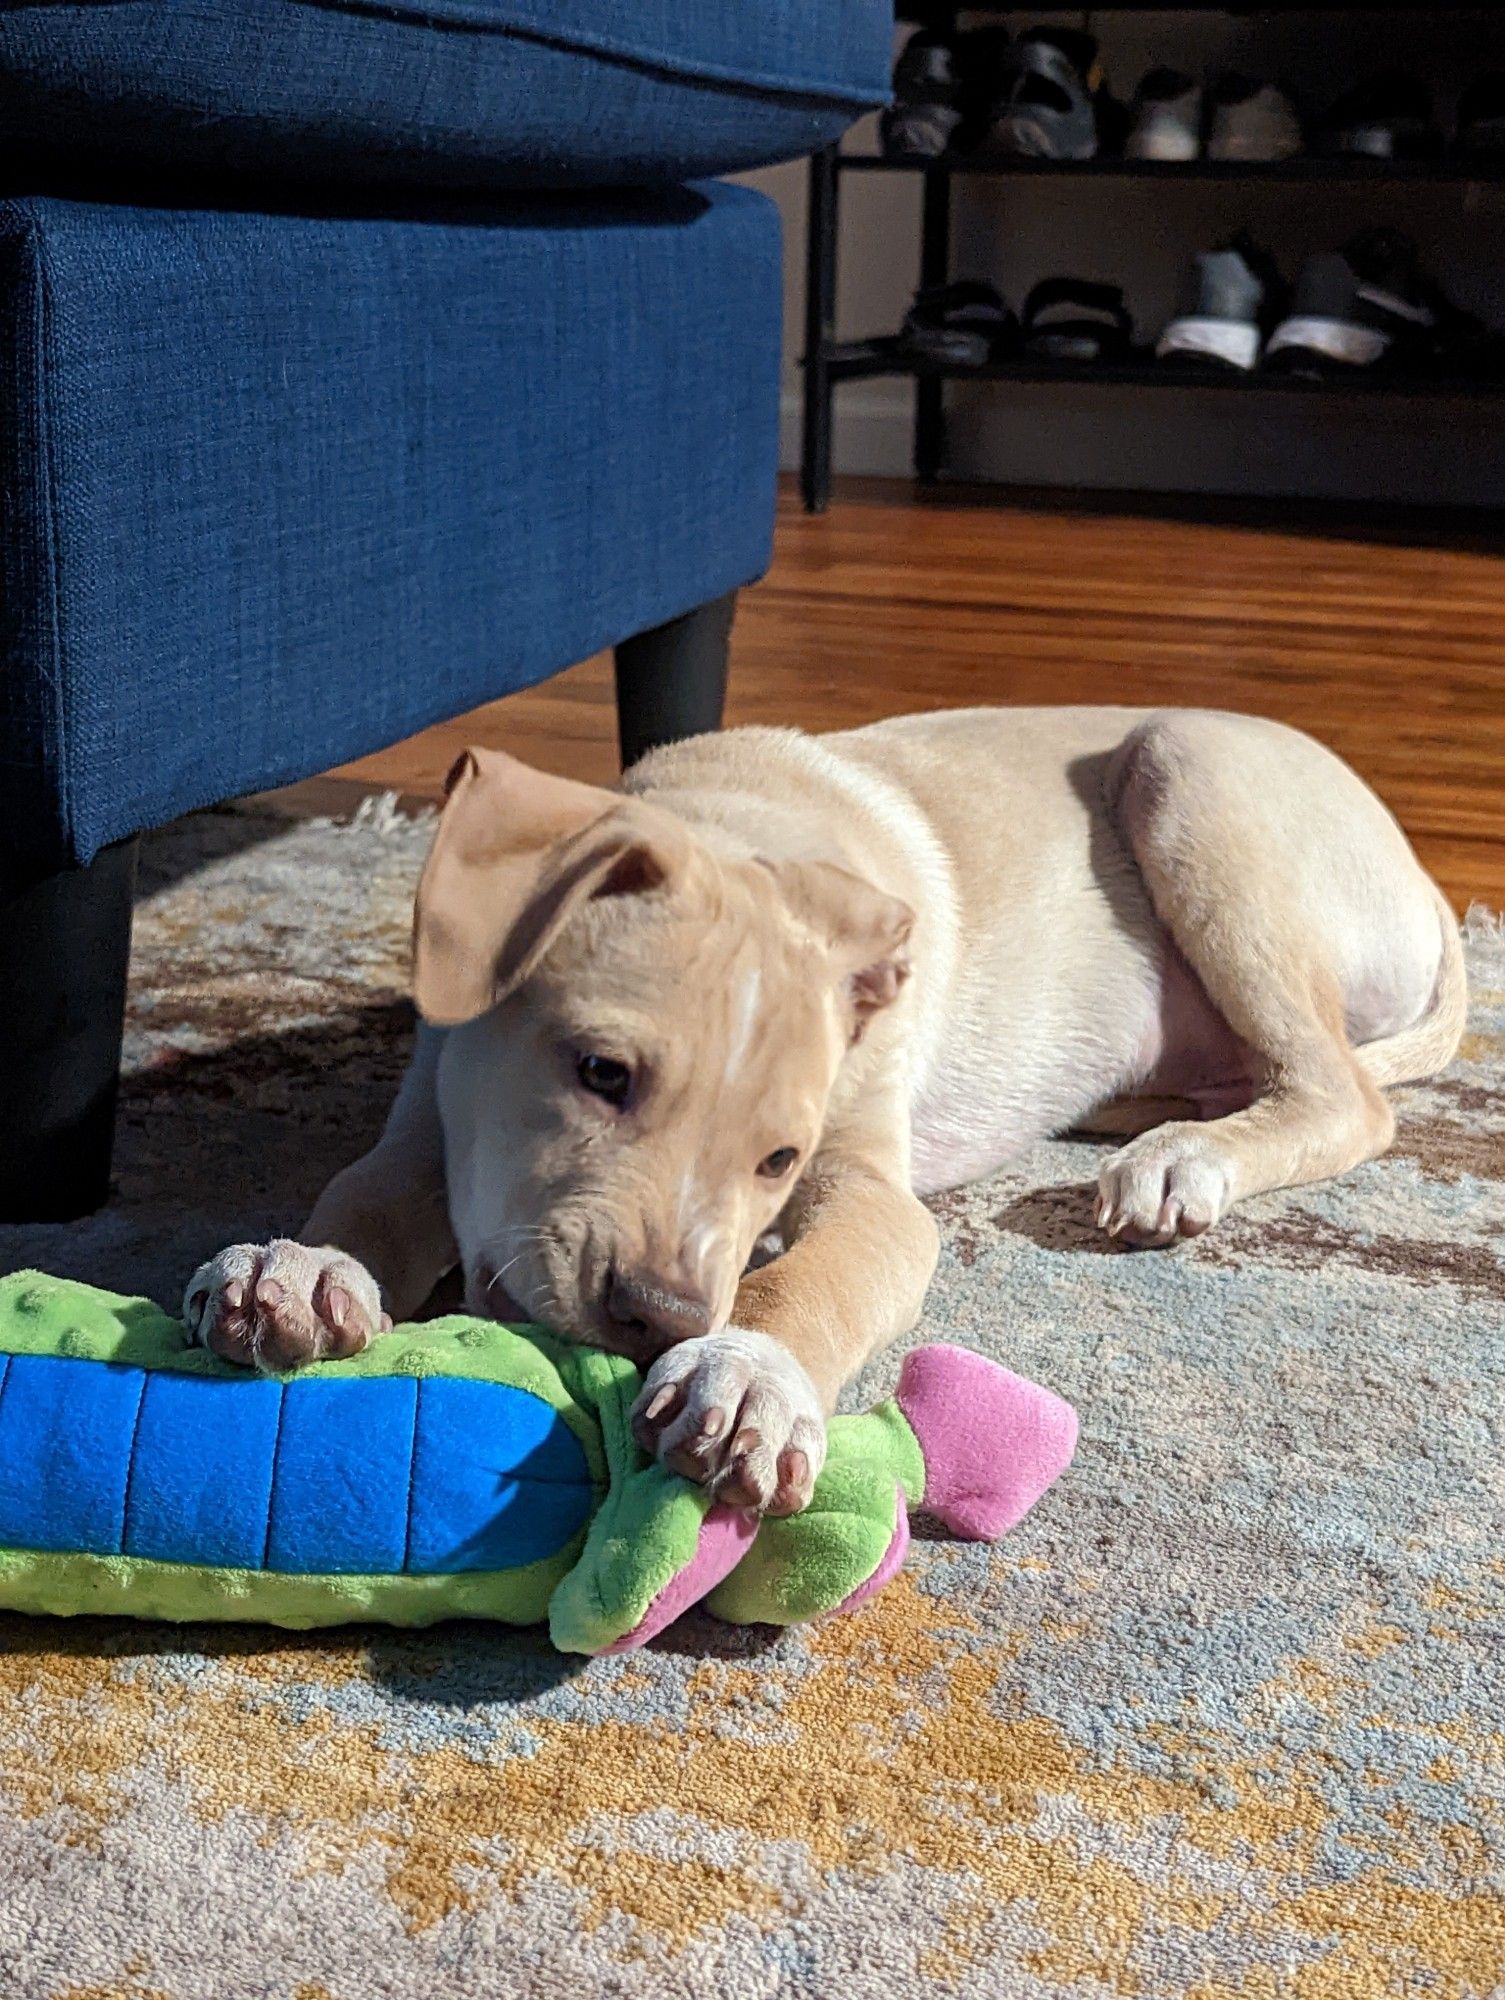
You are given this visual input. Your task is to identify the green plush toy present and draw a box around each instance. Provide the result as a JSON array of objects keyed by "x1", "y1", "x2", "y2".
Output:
[{"x1": 0, "y1": 1272, "x2": 1077, "y2": 1654}]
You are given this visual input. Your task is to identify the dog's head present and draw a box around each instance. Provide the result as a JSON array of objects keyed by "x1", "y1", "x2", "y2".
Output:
[{"x1": 413, "y1": 748, "x2": 913, "y2": 1360}]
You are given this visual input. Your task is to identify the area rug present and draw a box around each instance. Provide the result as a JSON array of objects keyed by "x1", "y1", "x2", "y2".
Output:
[{"x1": 1, "y1": 804, "x2": 1501, "y2": 2000}]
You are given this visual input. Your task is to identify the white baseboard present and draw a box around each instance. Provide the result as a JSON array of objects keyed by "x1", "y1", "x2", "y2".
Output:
[{"x1": 778, "y1": 385, "x2": 913, "y2": 478}]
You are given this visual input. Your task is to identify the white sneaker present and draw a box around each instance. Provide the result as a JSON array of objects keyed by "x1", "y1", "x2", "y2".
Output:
[
  {"x1": 1157, "y1": 238, "x2": 1280, "y2": 373},
  {"x1": 1267, "y1": 234, "x2": 1440, "y2": 375},
  {"x1": 1208, "y1": 75, "x2": 1303, "y2": 162},
  {"x1": 1126, "y1": 68, "x2": 1204, "y2": 162}
]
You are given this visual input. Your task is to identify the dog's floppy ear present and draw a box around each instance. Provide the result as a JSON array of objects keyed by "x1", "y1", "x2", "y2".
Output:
[
  {"x1": 413, "y1": 748, "x2": 689, "y2": 1025},
  {"x1": 768, "y1": 859, "x2": 915, "y2": 1034}
]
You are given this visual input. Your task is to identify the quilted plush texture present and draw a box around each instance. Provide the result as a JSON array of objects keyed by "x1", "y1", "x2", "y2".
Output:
[
  {"x1": 0, "y1": 180, "x2": 780, "y2": 867},
  {"x1": 0, "y1": 0, "x2": 891, "y2": 190},
  {"x1": 0, "y1": 1274, "x2": 614, "y2": 1626},
  {"x1": 0, "y1": 1354, "x2": 596, "y2": 1574},
  {"x1": 0, "y1": 1271, "x2": 1073, "y2": 1653}
]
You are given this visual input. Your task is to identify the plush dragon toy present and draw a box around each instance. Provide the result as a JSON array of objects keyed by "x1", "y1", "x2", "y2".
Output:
[{"x1": 0, "y1": 1271, "x2": 1077, "y2": 1654}]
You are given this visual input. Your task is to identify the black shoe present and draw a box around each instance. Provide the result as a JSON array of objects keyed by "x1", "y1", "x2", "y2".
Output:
[
  {"x1": 1157, "y1": 235, "x2": 1285, "y2": 373},
  {"x1": 1457, "y1": 73, "x2": 1505, "y2": 160},
  {"x1": 1317, "y1": 73, "x2": 1442, "y2": 161},
  {"x1": 881, "y1": 28, "x2": 969, "y2": 160},
  {"x1": 898, "y1": 280, "x2": 1018, "y2": 367},
  {"x1": 1267, "y1": 229, "x2": 1468, "y2": 376}
]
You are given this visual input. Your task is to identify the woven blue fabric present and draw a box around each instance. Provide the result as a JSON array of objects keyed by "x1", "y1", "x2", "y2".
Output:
[
  {"x1": 0, "y1": 0, "x2": 890, "y2": 190},
  {"x1": 0, "y1": 181, "x2": 781, "y2": 867}
]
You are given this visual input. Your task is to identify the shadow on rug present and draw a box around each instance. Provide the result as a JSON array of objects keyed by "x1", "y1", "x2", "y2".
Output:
[{"x1": 1, "y1": 805, "x2": 1501, "y2": 2000}]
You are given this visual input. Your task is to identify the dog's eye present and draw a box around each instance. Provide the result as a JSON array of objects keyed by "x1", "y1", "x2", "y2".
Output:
[
  {"x1": 576, "y1": 1053, "x2": 632, "y2": 1108},
  {"x1": 757, "y1": 1147, "x2": 798, "y2": 1179}
]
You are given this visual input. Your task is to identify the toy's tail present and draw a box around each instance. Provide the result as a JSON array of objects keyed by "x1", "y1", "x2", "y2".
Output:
[{"x1": 896, "y1": 1345, "x2": 1078, "y2": 1540}]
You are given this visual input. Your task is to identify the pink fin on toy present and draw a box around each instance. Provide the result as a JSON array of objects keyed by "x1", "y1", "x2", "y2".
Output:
[
  {"x1": 600, "y1": 1502, "x2": 759, "y2": 1654},
  {"x1": 896, "y1": 1344, "x2": 1077, "y2": 1540},
  {"x1": 830, "y1": 1488, "x2": 911, "y2": 1619}
]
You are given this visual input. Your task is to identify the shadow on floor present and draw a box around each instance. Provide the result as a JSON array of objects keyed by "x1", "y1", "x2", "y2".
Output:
[
  {"x1": 0, "y1": 998, "x2": 416, "y2": 1308},
  {"x1": 907, "y1": 478, "x2": 1505, "y2": 557},
  {"x1": 133, "y1": 802, "x2": 340, "y2": 903}
]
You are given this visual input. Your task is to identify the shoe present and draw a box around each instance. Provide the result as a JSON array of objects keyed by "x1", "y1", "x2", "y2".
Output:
[
  {"x1": 897, "y1": 280, "x2": 1017, "y2": 367},
  {"x1": 978, "y1": 28, "x2": 1109, "y2": 162},
  {"x1": 1125, "y1": 69, "x2": 1203, "y2": 162},
  {"x1": 881, "y1": 28, "x2": 969, "y2": 160},
  {"x1": 1317, "y1": 74, "x2": 1442, "y2": 161},
  {"x1": 1157, "y1": 235, "x2": 1283, "y2": 373},
  {"x1": 1021, "y1": 278, "x2": 1134, "y2": 362},
  {"x1": 1207, "y1": 75, "x2": 1303, "y2": 162},
  {"x1": 1457, "y1": 73, "x2": 1505, "y2": 160},
  {"x1": 1266, "y1": 230, "x2": 1453, "y2": 375}
]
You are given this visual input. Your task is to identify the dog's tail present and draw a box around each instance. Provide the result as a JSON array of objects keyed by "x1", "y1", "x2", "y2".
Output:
[{"x1": 1354, "y1": 885, "x2": 1468, "y2": 1089}]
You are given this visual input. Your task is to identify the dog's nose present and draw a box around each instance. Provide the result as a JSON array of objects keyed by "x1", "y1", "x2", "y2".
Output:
[{"x1": 605, "y1": 1268, "x2": 714, "y2": 1345}]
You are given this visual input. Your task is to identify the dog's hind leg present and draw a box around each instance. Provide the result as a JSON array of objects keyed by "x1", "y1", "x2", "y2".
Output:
[{"x1": 1094, "y1": 712, "x2": 1463, "y2": 1247}]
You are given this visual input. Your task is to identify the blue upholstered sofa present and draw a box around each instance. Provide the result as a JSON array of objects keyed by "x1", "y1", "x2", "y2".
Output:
[{"x1": 0, "y1": 0, "x2": 889, "y2": 1220}]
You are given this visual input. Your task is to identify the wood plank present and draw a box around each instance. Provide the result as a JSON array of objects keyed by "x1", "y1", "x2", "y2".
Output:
[{"x1": 306, "y1": 481, "x2": 1505, "y2": 915}]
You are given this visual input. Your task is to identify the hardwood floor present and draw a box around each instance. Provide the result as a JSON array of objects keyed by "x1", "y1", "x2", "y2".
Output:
[{"x1": 311, "y1": 480, "x2": 1504, "y2": 914}]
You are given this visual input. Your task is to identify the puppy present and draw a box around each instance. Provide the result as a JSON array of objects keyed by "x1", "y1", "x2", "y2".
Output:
[{"x1": 185, "y1": 708, "x2": 1464, "y2": 1514}]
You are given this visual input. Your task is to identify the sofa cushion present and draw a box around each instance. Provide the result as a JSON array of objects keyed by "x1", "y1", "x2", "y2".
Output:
[
  {"x1": 0, "y1": 181, "x2": 781, "y2": 869},
  {"x1": 0, "y1": 0, "x2": 891, "y2": 191}
]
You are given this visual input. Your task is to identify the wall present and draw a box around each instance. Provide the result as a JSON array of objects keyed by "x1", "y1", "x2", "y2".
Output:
[{"x1": 739, "y1": 9, "x2": 1505, "y2": 503}]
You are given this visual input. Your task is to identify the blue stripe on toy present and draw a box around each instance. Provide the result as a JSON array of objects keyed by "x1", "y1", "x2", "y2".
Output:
[
  {"x1": 266, "y1": 1377, "x2": 419, "y2": 1575},
  {"x1": 125, "y1": 1368, "x2": 283, "y2": 1568},
  {"x1": 0, "y1": 1355, "x2": 594, "y2": 1576},
  {"x1": 0, "y1": 1352, "x2": 144, "y2": 1555},
  {"x1": 407, "y1": 1374, "x2": 596, "y2": 1573}
]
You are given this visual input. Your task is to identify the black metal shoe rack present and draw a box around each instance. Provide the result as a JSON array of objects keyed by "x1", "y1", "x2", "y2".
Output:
[{"x1": 800, "y1": 1, "x2": 1505, "y2": 511}]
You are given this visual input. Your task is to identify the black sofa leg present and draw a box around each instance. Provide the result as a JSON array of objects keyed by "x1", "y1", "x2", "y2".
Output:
[
  {"x1": 0, "y1": 836, "x2": 138, "y2": 1222},
  {"x1": 613, "y1": 590, "x2": 735, "y2": 771}
]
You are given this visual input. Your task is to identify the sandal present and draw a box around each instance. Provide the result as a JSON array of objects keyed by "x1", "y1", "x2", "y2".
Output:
[
  {"x1": 978, "y1": 29, "x2": 1109, "y2": 163},
  {"x1": 898, "y1": 281, "x2": 1017, "y2": 368},
  {"x1": 1021, "y1": 279, "x2": 1134, "y2": 363},
  {"x1": 881, "y1": 28, "x2": 969, "y2": 161}
]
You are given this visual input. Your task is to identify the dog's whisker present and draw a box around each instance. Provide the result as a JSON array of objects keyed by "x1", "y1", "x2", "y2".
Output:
[{"x1": 485, "y1": 1253, "x2": 528, "y2": 1295}]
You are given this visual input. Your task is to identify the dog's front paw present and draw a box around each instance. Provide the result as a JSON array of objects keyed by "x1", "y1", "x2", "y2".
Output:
[
  {"x1": 1095, "y1": 1124, "x2": 1236, "y2": 1247},
  {"x1": 183, "y1": 1240, "x2": 391, "y2": 1370},
  {"x1": 630, "y1": 1329, "x2": 827, "y2": 1516}
]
